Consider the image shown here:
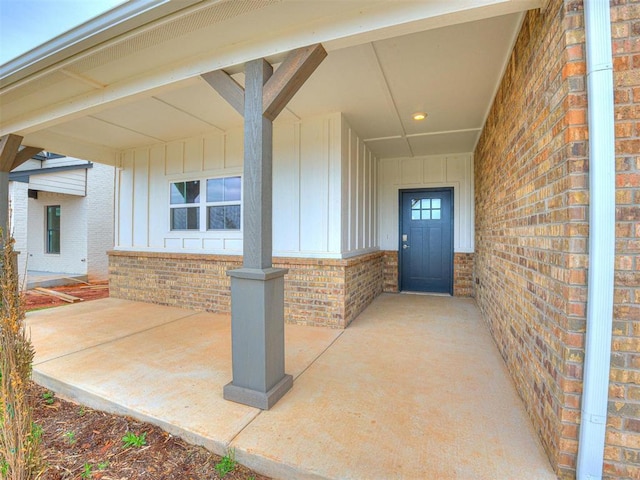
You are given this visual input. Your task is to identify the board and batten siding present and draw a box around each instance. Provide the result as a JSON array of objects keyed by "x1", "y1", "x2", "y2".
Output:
[
  {"x1": 115, "y1": 112, "x2": 378, "y2": 258},
  {"x1": 378, "y1": 154, "x2": 474, "y2": 253}
]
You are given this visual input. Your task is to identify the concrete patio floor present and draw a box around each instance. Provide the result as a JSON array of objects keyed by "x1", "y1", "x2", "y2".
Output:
[{"x1": 26, "y1": 294, "x2": 556, "y2": 479}]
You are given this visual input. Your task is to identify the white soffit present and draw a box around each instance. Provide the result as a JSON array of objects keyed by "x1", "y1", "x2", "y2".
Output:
[{"x1": 1, "y1": 0, "x2": 541, "y2": 161}]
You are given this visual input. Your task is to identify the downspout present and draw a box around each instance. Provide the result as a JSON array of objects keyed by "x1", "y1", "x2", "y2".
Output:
[{"x1": 577, "y1": 1, "x2": 615, "y2": 479}]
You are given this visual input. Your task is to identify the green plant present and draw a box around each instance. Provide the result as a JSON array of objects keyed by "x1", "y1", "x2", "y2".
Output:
[
  {"x1": 215, "y1": 449, "x2": 237, "y2": 478},
  {"x1": 80, "y1": 462, "x2": 93, "y2": 479},
  {"x1": 78, "y1": 406, "x2": 86, "y2": 416},
  {"x1": 97, "y1": 460, "x2": 109, "y2": 470},
  {"x1": 31, "y1": 423, "x2": 43, "y2": 442},
  {"x1": 42, "y1": 391, "x2": 55, "y2": 405},
  {"x1": 121, "y1": 431, "x2": 147, "y2": 448},
  {"x1": 63, "y1": 431, "x2": 76, "y2": 445}
]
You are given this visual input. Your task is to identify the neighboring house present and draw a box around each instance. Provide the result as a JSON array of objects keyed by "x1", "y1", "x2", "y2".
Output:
[
  {"x1": 8, "y1": 154, "x2": 115, "y2": 286},
  {"x1": 0, "y1": 0, "x2": 637, "y2": 478}
]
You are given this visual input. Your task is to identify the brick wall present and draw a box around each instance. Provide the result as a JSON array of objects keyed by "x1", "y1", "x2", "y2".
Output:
[
  {"x1": 608, "y1": 1, "x2": 640, "y2": 478},
  {"x1": 474, "y1": 1, "x2": 587, "y2": 477},
  {"x1": 382, "y1": 251, "x2": 398, "y2": 293},
  {"x1": 381, "y1": 250, "x2": 473, "y2": 297},
  {"x1": 108, "y1": 251, "x2": 384, "y2": 328},
  {"x1": 28, "y1": 191, "x2": 88, "y2": 275},
  {"x1": 8, "y1": 181, "x2": 28, "y2": 287},
  {"x1": 86, "y1": 163, "x2": 115, "y2": 281},
  {"x1": 453, "y1": 253, "x2": 474, "y2": 297},
  {"x1": 476, "y1": 1, "x2": 640, "y2": 477}
]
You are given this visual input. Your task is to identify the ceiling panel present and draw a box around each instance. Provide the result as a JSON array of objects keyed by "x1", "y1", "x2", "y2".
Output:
[
  {"x1": 286, "y1": 43, "x2": 404, "y2": 140},
  {"x1": 92, "y1": 97, "x2": 216, "y2": 142},
  {"x1": 374, "y1": 13, "x2": 522, "y2": 137},
  {"x1": 407, "y1": 130, "x2": 481, "y2": 157},
  {"x1": 48, "y1": 116, "x2": 159, "y2": 150},
  {"x1": 365, "y1": 137, "x2": 412, "y2": 159},
  {"x1": 154, "y1": 79, "x2": 243, "y2": 132}
]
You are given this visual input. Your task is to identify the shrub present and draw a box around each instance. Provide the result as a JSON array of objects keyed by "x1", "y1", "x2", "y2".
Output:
[{"x1": 0, "y1": 230, "x2": 42, "y2": 478}]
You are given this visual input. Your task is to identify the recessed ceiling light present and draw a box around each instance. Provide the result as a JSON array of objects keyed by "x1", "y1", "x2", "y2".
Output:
[{"x1": 413, "y1": 112, "x2": 427, "y2": 121}]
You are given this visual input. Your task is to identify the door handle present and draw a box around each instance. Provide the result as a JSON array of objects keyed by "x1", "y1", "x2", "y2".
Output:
[{"x1": 403, "y1": 244, "x2": 410, "y2": 249}]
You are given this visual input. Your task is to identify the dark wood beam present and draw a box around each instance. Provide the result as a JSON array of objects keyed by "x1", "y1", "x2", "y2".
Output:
[
  {"x1": 12, "y1": 146, "x2": 43, "y2": 171},
  {"x1": 262, "y1": 44, "x2": 327, "y2": 121},
  {"x1": 201, "y1": 70, "x2": 245, "y2": 116},
  {"x1": 0, "y1": 134, "x2": 23, "y2": 172}
]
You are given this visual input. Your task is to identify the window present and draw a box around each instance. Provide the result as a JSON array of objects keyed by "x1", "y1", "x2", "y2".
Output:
[
  {"x1": 206, "y1": 177, "x2": 241, "y2": 230},
  {"x1": 169, "y1": 176, "x2": 241, "y2": 231},
  {"x1": 170, "y1": 181, "x2": 200, "y2": 230},
  {"x1": 411, "y1": 198, "x2": 441, "y2": 220},
  {"x1": 46, "y1": 205, "x2": 60, "y2": 254}
]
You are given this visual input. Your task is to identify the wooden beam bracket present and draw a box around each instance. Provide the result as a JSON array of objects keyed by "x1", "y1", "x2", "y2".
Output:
[
  {"x1": 201, "y1": 70, "x2": 245, "y2": 116},
  {"x1": 12, "y1": 146, "x2": 43, "y2": 171},
  {"x1": 0, "y1": 134, "x2": 24, "y2": 172},
  {"x1": 262, "y1": 44, "x2": 327, "y2": 121}
]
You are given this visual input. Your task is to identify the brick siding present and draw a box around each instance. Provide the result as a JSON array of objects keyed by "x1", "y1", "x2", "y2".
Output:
[
  {"x1": 381, "y1": 250, "x2": 473, "y2": 297},
  {"x1": 453, "y1": 253, "x2": 474, "y2": 297},
  {"x1": 475, "y1": 1, "x2": 586, "y2": 477},
  {"x1": 382, "y1": 251, "x2": 399, "y2": 293},
  {"x1": 108, "y1": 251, "x2": 384, "y2": 328},
  {"x1": 474, "y1": 1, "x2": 640, "y2": 478},
  {"x1": 608, "y1": 1, "x2": 640, "y2": 478}
]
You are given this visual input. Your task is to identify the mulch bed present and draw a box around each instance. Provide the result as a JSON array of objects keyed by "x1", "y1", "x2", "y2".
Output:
[{"x1": 30, "y1": 384, "x2": 269, "y2": 480}]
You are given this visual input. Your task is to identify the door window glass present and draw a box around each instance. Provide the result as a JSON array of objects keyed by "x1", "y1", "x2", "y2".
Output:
[{"x1": 411, "y1": 198, "x2": 441, "y2": 220}]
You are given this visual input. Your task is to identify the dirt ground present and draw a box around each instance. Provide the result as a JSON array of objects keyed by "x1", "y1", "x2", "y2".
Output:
[
  {"x1": 23, "y1": 284, "x2": 270, "y2": 480},
  {"x1": 25, "y1": 282, "x2": 111, "y2": 311}
]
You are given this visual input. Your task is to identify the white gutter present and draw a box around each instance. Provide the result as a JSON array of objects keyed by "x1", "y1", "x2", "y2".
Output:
[{"x1": 577, "y1": 1, "x2": 615, "y2": 479}]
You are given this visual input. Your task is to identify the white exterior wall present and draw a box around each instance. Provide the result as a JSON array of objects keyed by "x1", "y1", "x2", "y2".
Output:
[
  {"x1": 86, "y1": 163, "x2": 115, "y2": 280},
  {"x1": 27, "y1": 191, "x2": 88, "y2": 274},
  {"x1": 8, "y1": 181, "x2": 29, "y2": 285},
  {"x1": 341, "y1": 116, "x2": 378, "y2": 256},
  {"x1": 115, "y1": 112, "x2": 377, "y2": 258},
  {"x1": 378, "y1": 154, "x2": 474, "y2": 253}
]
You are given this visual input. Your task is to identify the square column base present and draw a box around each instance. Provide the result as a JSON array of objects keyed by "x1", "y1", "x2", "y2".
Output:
[{"x1": 223, "y1": 373, "x2": 293, "y2": 410}]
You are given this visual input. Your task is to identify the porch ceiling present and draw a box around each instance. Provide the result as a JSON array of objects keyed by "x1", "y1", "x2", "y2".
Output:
[{"x1": 0, "y1": 1, "x2": 537, "y2": 163}]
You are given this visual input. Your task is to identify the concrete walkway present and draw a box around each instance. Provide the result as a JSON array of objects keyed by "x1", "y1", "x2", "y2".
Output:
[{"x1": 26, "y1": 294, "x2": 556, "y2": 479}]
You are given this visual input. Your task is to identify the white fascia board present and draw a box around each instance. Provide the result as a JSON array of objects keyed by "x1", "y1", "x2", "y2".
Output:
[{"x1": 1, "y1": 0, "x2": 542, "y2": 138}]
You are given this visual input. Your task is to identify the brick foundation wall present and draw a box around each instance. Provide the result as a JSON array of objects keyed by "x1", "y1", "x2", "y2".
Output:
[
  {"x1": 381, "y1": 250, "x2": 474, "y2": 297},
  {"x1": 453, "y1": 253, "x2": 474, "y2": 297},
  {"x1": 382, "y1": 251, "x2": 398, "y2": 293},
  {"x1": 474, "y1": 1, "x2": 587, "y2": 477},
  {"x1": 108, "y1": 250, "x2": 384, "y2": 329},
  {"x1": 344, "y1": 252, "x2": 384, "y2": 327}
]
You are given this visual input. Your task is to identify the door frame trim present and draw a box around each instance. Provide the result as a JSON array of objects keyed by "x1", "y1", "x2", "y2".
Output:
[{"x1": 398, "y1": 187, "x2": 454, "y2": 294}]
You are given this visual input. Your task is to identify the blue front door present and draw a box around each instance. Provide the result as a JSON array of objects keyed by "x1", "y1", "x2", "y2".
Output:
[{"x1": 400, "y1": 189, "x2": 453, "y2": 294}]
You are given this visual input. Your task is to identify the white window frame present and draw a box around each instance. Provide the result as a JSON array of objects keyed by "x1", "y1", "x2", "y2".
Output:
[{"x1": 168, "y1": 175, "x2": 242, "y2": 232}]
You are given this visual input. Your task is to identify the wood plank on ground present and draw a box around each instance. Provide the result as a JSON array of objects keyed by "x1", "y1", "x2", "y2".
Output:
[{"x1": 33, "y1": 287, "x2": 83, "y2": 303}]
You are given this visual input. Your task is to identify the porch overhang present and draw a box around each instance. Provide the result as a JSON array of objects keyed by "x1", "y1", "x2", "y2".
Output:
[{"x1": 0, "y1": 0, "x2": 543, "y2": 164}]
